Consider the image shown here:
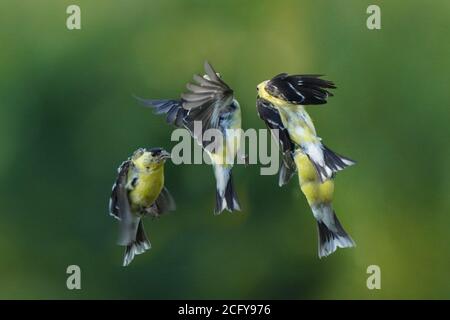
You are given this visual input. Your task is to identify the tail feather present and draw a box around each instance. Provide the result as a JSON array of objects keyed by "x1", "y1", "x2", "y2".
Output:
[
  {"x1": 214, "y1": 166, "x2": 241, "y2": 214},
  {"x1": 322, "y1": 144, "x2": 356, "y2": 175},
  {"x1": 306, "y1": 144, "x2": 355, "y2": 182},
  {"x1": 314, "y1": 207, "x2": 355, "y2": 258},
  {"x1": 123, "y1": 220, "x2": 151, "y2": 266}
]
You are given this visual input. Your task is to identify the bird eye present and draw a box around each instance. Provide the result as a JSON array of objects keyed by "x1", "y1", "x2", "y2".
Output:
[{"x1": 151, "y1": 149, "x2": 161, "y2": 157}]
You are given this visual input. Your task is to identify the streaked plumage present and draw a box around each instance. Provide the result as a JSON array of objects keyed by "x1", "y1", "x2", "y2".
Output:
[
  {"x1": 294, "y1": 151, "x2": 355, "y2": 257},
  {"x1": 138, "y1": 61, "x2": 241, "y2": 214},
  {"x1": 257, "y1": 74, "x2": 355, "y2": 182},
  {"x1": 257, "y1": 73, "x2": 356, "y2": 257},
  {"x1": 109, "y1": 148, "x2": 175, "y2": 266}
]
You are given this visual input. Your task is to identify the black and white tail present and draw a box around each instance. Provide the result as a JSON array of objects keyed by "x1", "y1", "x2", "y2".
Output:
[
  {"x1": 214, "y1": 165, "x2": 241, "y2": 214},
  {"x1": 123, "y1": 220, "x2": 151, "y2": 267},
  {"x1": 308, "y1": 144, "x2": 356, "y2": 182},
  {"x1": 323, "y1": 144, "x2": 355, "y2": 173},
  {"x1": 313, "y1": 205, "x2": 355, "y2": 258}
]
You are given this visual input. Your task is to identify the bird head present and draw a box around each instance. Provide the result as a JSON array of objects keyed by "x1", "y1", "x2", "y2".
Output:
[
  {"x1": 256, "y1": 79, "x2": 287, "y2": 106},
  {"x1": 256, "y1": 80, "x2": 269, "y2": 94},
  {"x1": 131, "y1": 147, "x2": 171, "y2": 170}
]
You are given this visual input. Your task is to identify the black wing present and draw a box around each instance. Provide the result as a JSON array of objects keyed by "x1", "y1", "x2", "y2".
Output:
[
  {"x1": 266, "y1": 73, "x2": 336, "y2": 105},
  {"x1": 109, "y1": 160, "x2": 131, "y2": 220},
  {"x1": 135, "y1": 97, "x2": 187, "y2": 128},
  {"x1": 109, "y1": 160, "x2": 141, "y2": 246},
  {"x1": 257, "y1": 98, "x2": 297, "y2": 186}
]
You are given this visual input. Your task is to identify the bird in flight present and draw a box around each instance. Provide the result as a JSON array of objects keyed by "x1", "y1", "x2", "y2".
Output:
[
  {"x1": 139, "y1": 61, "x2": 242, "y2": 215},
  {"x1": 256, "y1": 73, "x2": 356, "y2": 257},
  {"x1": 109, "y1": 147, "x2": 175, "y2": 266}
]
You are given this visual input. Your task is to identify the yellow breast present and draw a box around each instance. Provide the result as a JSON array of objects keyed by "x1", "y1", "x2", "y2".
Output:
[
  {"x1": 295, "y1": 152, "x2": 317, "y2": 183},
  {"x1": 279, "y1": 107, "x2": 317, "y2": 145},
  {"x1": 129, "y1": 166, "x2": 164, "y2": 209},
  {"x1": 294, "y1": 151, "x2": 334, "y2": 205}
]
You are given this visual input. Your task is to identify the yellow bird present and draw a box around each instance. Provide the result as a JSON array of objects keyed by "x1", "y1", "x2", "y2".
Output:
[
  {"x1": 256, "y1": 73, "x2": 356, "y2": 257},
  {"x1": 109, "y1": 148, "x2": 175, "y2": 266}
]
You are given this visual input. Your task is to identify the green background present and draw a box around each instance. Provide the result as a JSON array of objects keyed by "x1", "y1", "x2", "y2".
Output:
[{"x1": 0, "y1": 0, "x2": 448, "y2": 299}]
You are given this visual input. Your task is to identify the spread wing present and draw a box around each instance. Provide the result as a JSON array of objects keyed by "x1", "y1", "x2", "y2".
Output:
[
  {"x1": 137, "y1": 61, "x2": 236, "y2": 150},
  {"x1": 257, "y1": 98, "x2": 297, "y2": 186},
  {"x1": 266, "y1": 73, "x2": 336, "y2": 105},
  {"x1": 182, "y1": 61, "x2": 235, "y2": 145},
  {"x1": 135, "y1": 97, "x2": 187, "y2": 128}
]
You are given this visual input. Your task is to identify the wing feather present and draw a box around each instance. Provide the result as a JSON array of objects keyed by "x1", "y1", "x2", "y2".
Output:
[
  {"x1": 186, "y1": 82, "x2": 218, "y2": 93},
  {"x1": 257, "y1": 98, "x2": 297, "y2": 185},
  {"x1": 180, "y1": 61, "x2": 235, "y2": 147},
  {"x1": 135, "y1": 97, "x2": 187, "y2": 127},
  {"x1": 266, "y1": 74, "x2": 336, "y2": 105},
  {"x1": 183, "y1": 61, "x2": 234, "y2": 113},
  {"x1": 146, "y1": 187, "x2": 176, "y2": 216},
  {"x1": 109, "y1": 160, "x2": 141, "y2": 246},
  {"x1": 109, "y1": 160, "x2": 131, "y2": 220},
  {"x1": 257, "y1": 98, "x2": 294, "y2": 154}
]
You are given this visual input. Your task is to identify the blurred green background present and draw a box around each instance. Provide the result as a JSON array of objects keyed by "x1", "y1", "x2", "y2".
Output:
[{"x1": 0, "y1": 0, "x2": 448, "y2": 299}]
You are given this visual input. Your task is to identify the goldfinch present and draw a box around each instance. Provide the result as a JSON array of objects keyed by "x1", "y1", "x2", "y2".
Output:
[
  {"x1": 256, "y1": 73, "x2": 356, "y2": 257},
  {"x1": 138, "y1": 61, "x2": 241, "y2": 214},
  {"x1": 109, "y1": 148, "x2": 175, "y2": 266}
]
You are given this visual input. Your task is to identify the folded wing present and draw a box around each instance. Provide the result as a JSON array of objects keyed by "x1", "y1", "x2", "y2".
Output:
[
  {"x1": 257, "y1": 97, "x2": 297, "y2": 186},
  {"x1": 109, "y1": 160, "x2": 141, "y2": 246}
]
